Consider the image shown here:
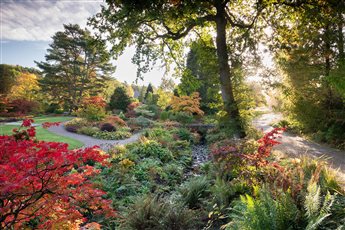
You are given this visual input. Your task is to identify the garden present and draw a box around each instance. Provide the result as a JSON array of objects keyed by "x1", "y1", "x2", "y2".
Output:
[{"x1": 1, "y1": 0, "x2": 345, "y2": 229}]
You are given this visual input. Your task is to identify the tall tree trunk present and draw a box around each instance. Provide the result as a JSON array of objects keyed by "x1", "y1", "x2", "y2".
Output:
[
  {"x1": 338, "y1": 12, "x2": 344, "y2": 62},
  {"x1": 215, "y1": 3, "x2": 245, "y2": 137},
  {"x1": 324, "y1": 23, "x2": 333, "y2": 111}
]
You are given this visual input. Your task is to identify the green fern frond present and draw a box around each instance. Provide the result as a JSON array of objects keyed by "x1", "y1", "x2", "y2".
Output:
[{"x1": 305, "y1": 181, "x2": 321, "y2": 218}]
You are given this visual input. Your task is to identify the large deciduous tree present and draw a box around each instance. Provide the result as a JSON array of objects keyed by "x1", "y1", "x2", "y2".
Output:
[
  {"x1": 91, "y1": 0, "x2": 264, "y2": 136},
  {"x1": 36, "y1": 24, "x2": 114, "y2": 111},
  {"x1": 268, "y1": 0, "x2": 345, "y2": 146}
]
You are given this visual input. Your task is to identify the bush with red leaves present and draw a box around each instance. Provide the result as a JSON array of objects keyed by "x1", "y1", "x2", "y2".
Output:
[
  {"x1": 104, "y1": 115, "x2": 127, "y2": 127},
  {"x1": 0, "y1": 119, "x2": 115, "y2": 229},
  {"x1": 211, "y1": 128, "x2": 286, "y2": 174},
  {"x1": 9, "y1": 99, "x2": 39, "y2": 115},
  {"x1": 125, "y1": 102, "x2": 140, "y2": 118}
]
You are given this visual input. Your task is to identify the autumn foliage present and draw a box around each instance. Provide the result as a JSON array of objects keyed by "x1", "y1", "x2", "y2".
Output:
[
  {"x1": 81, "y1": 96, "x2": 107, "y2": 108},
  {"x1": 104, "y1": 115, "x2": 127, "y2": 127},
  {"x1": 0, "y1": 119, "x2": 115, "y2": 229},
  {"x1": 125, "y1": 102, "x2": 140, "y2": 118},
  {"x1": 170, "y1": 92, "x2": 204, "y2": 116},
  {"x1": 211, "y1": 127, "x2": 286, "y2": 171}
]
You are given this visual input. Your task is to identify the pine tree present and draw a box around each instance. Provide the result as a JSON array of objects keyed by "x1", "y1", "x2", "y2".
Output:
[
  {"x1": 36, "y1": 24, "x2": 114, "y2": 111},
  {"x1": 109, "y1": 86, "x2": 131, "y2": 111}
]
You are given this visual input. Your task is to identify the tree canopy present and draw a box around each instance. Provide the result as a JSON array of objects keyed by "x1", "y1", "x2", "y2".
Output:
[
  {"x1": 91, "y1": 0, "x2": 266, "y2": 136},
  {"x1": 36, "y1": 24, "x2": 115, "y2": 111}
]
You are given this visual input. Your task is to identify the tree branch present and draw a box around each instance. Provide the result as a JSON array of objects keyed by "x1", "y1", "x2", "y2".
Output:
[{"x1": 156, "y1": 15, "x2": 216, "y2": 40}]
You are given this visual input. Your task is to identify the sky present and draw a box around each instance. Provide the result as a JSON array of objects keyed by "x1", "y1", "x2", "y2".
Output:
[{"x1": 0, "y1": 0, "x2": 168, "y2": 86}]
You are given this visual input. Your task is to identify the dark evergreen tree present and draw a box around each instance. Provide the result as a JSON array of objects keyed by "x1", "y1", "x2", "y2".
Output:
[
  {"x1": 109, "y1": 86, "x2": 131, "y2": 111},
  {"x1": 145, "y1": 83, "x2": 154, "y2": 101}
]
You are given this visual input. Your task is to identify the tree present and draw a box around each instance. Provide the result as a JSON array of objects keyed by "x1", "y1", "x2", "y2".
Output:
[
  {"x1": 170, "y1": 92, "x2": 204, "y2": 116},
  {"x1": 268, "y1": 0, "x2": 345, "y2": 146},
  {"x1": 91, "y1": 0, "x2": 264, "y2": 136},
  {"x1": 9, "y1": 72, "x2": 40, "y2": 101},
  {"x1": 109, "y1": 86, "x2": 132, "y2": 111},
  {"x1": 145, "y1": 83, "x2": 154, "y2": 101},
  {"x1": 0, "y1": 119, "x2": 114, "y2": 229},
  {"x1": 157, "y1": 88, "x2": 173, "y2": 109},
  {"x1": 0, "y1": 64, "x2": 19, "y2": 96},
  {"x1": 36, "y1": 24, "x2": 114, "y2": 111},
  {"x1": 159, "y1": 77, "x2": 175, "y2": 92},
  {"x1": 178, "y1": 37, "x2": 222, "y2": 114}
]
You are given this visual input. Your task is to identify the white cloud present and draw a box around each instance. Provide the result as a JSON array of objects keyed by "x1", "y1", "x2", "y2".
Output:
[{"x1": 1, "y1": 0, "x2": 102, "y2": 41}]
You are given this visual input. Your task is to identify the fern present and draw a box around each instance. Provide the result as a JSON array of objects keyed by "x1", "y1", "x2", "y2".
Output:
[
  {"x1": 304, "y1": 181, "x2": 335, "y2": 230},
  {"x1": 226, "y1": 188, "x2": 298, "y2": 230}
]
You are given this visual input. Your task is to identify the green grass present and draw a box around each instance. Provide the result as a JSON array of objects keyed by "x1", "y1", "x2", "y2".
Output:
[
  {"x1": 0, "y1": 124, "x2": 83, "y2": 150},
  {"x1": 30, "y1": 115, "x2": 75, "y2": 124}
]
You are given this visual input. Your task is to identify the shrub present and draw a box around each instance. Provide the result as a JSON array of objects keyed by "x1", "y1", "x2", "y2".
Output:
[
  {"x1": 65, "y1": 118, "x2": 89, "y2": 130},
  {"x1": 118, "y1": 111, "x2": 126, "y2": 120},
  {"x1": 65, "y1": 125, "x2": 79, "y2": 133},
  {"x1": 134, "y1": 104, "x2": 155, "y2": 118},
  {"x1": 75, "y1": 104, "x2": 106, "y2": 121},
  {"x1": 179, "y1": 176, "x2": 210, "y2": 209},
  {"x1": 128, "y1": 116, "x2": 154, "y2": 129},
  {"x1": 122, "y1": 195, "x2": 198, "y2": 230},
  {"x1": 82, "y1": 96, "x2": 107, "y2": 107},
  {"x1": 0, "y1": 119, "x2": 114, "y2": 229},
  {"x1": 104, "y1": 115, "x2": 127, "y2": 127},
  {"x1": 130, "y1": 140, "x2": 173, "y2": 163},
  {"x1": 109, "y1": 86, "x2": 132, "y2": 111},
  {"x1": 227, "y1": 188, "x2": 299, "y2": 230},
  {"x1": 174, "y1": 112, "x2": 194, "y2": 124},
  {"x1": 176, "y1": 128, "x2": 193, "y2": 142},
  {"x1": 46, "y1": 103, "x2": 63, "y2": 114},
  {"x1": 100, "y1": 123, "x2": 116, "y2": 132},
  {"x1": 160, "y1": 110, "x2": 170, "y2": 120},
  {"x1": 170, "y1": 92, "x2": 204, "y2": 116},
  {"x1": 144, "y1": 127, "x2": 174, "y2": 144},
  {"x1": 125, "y1": 102, "x2": 140, "y2": 118},
  {"x1": 9, "y1": 98, "x2": 39, "y2": 115},
  {"x1": 75, "y1": 96, "x2": 107, "y2": 121},
  {"x1": 93, "y1": 130, "x2": 131, "y2": 140},
  {"x1": 77, "y1": 126, "x2": 100, "y2": 136}
]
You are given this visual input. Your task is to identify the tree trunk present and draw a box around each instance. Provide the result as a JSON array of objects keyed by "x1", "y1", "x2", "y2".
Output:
[
  {"x1": 215, "y1": 3, "x2": 245, "y2": 137},
  {"x1": 338, "y1": 12, "x2": 344, "y2": 62}
]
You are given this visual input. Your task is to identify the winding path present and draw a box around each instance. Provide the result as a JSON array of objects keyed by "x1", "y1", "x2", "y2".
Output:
[
  {"x1": 253, "y1": 107, "x2": 345, "y2": 184},
  {"x1": 47, "y1": 124, "x2": 141, "y2": 151}
]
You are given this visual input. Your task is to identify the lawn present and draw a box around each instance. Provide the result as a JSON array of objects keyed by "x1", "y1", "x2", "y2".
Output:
[
  {"x1": 0, "y1": 116, "x2": 83, "y2": 149},
  {"x1": 30, "y1": 115, "x2": 75, "y2": 124}
]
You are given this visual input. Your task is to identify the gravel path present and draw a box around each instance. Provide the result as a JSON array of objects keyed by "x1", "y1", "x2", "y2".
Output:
[
  {"x1": 47, "y1": 124, "x2": 142, "y2": 151},
  {"x1": 253, "y1": 107, "x2": 345, "y2": 184}
]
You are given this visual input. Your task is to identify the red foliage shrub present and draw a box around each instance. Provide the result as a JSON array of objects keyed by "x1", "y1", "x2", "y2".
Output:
[
  {"x1": 9, "y1": 99, "x2": 39, "y2": 115},
  {"x1": 244, "y1": 127, "x2": 285, "y2": 169},
  {"x1": 0, "y1": 96, "x2": 12, "y2": 113},
  {"x1": 42, "y1": 121, "x2": 61, "y2": 129},
  {"x1": 82, "y1": 96, "x2": 106, "y2": 108},
  {"x1": 125, "y1": 102, "x2": 140, "y2": 118},
  {"x1": 104, "y1": 115, "x2": 127, "y2": 127},
  {"x1": 210, "y1": 128, "x2": 286, "y2": 179},
  {"x1": 0, "y1": 120, "x2": 115, "y2": 229}
]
